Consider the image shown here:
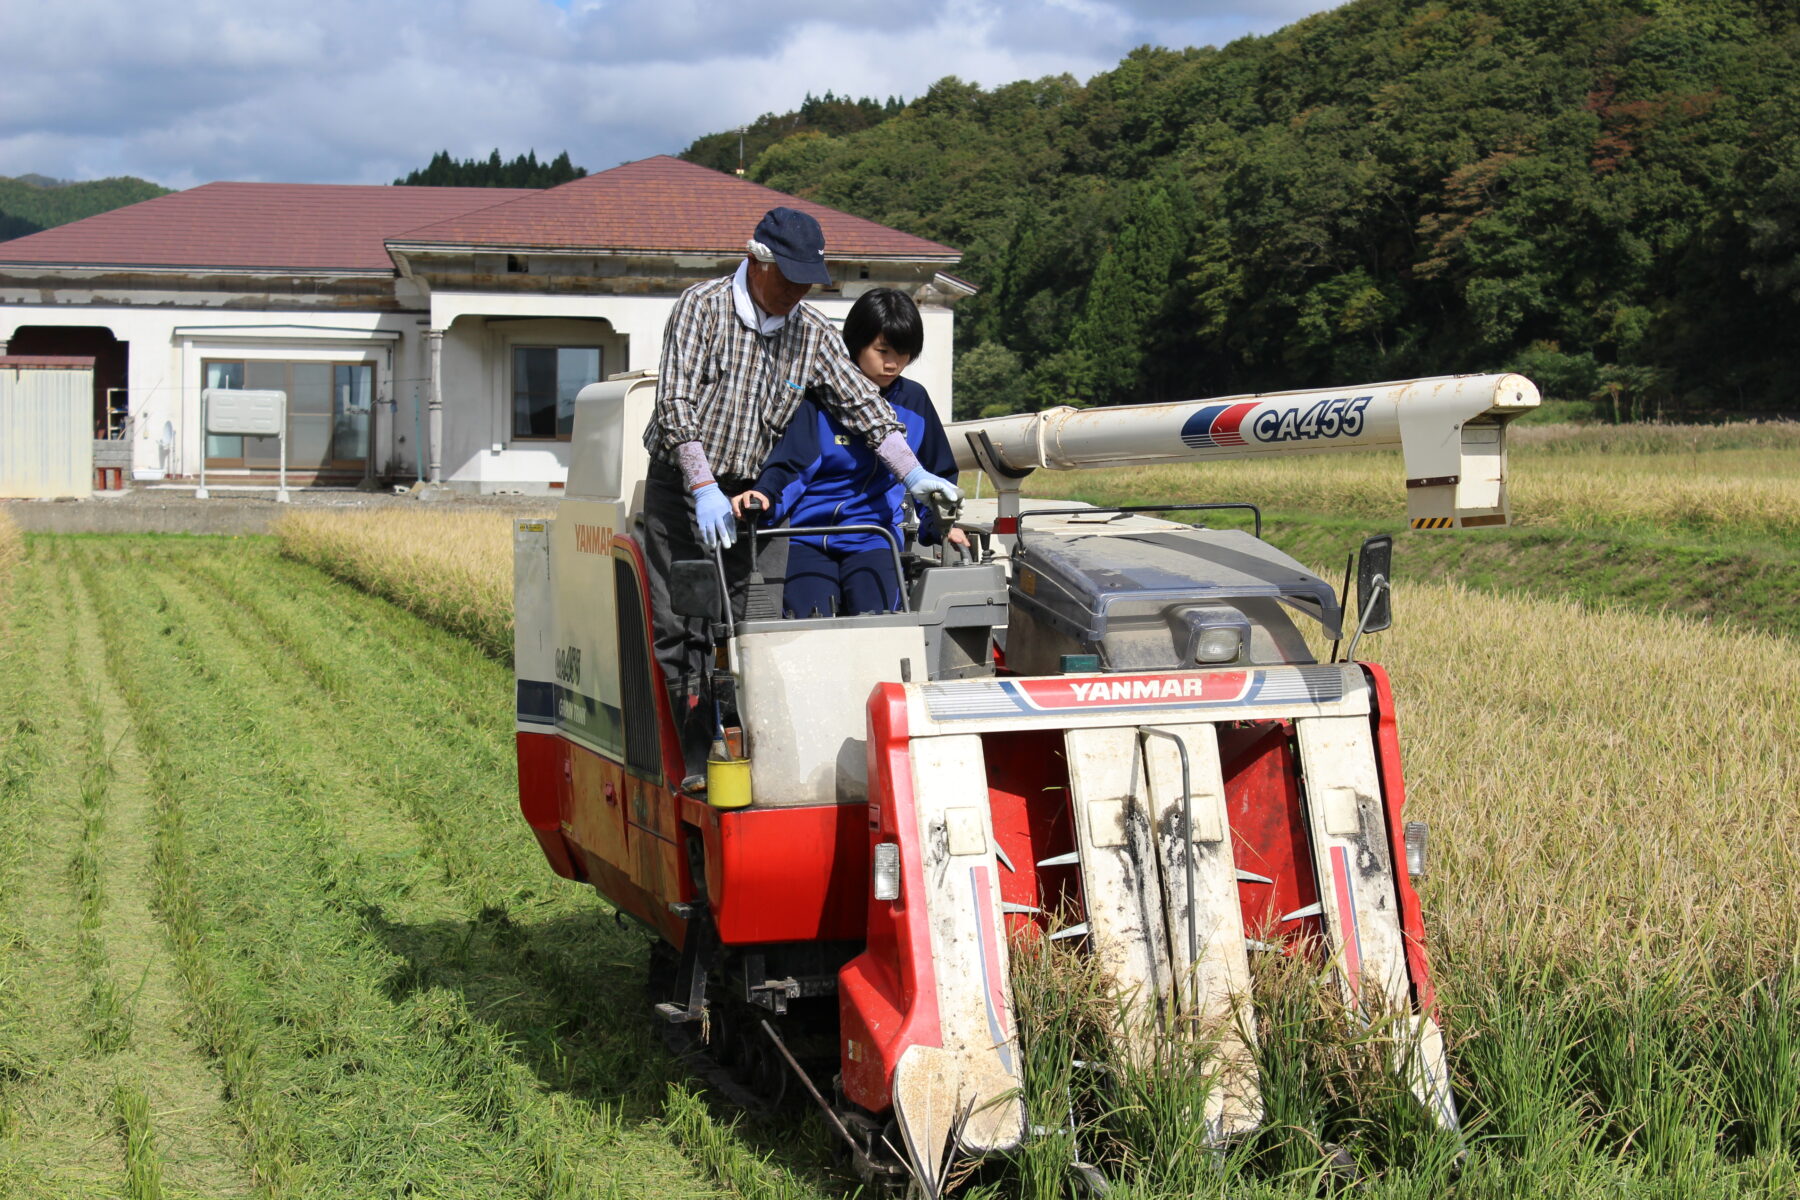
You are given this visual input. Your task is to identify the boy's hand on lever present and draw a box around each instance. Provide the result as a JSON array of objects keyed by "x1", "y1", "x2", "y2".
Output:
[{"x1": 732, "y1": 490, "x2": 771, "y2": 519}]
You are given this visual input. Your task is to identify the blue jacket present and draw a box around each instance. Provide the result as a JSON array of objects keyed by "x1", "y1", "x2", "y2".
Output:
[{"x1": 753, "y1": 376, "x2": 957, "y2": 553}]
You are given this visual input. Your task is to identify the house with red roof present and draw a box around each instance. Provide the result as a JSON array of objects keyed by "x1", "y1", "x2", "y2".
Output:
[{"x1": 0, "y1": 157, "x2": 968, "y2": 492}]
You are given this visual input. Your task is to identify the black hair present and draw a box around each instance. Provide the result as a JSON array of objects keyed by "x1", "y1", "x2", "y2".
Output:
[{"x1": 842, "y1": 287, "x2": 924, "y2": 361}]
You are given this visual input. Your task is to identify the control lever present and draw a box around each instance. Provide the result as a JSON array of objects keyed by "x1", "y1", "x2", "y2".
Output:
[
  {"x1": 740, "y1": 492, "x2": 768, "y2": 589},
  {"x1": 926, "y1": 489, "x2": 963, "y2": 527},
  {"x1": 925, "y1": 490, "x2": 968, "y2": 563}
]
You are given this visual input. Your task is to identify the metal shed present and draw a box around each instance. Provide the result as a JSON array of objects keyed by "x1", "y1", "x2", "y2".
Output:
[{"x1": 1, "y1": 356, "x2": 95, "y2": 499}]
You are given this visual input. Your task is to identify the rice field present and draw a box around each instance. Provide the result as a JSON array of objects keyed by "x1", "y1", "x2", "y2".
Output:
[{"x1": 2, "y1": 424, "x2": 1795, "y2": 1197}]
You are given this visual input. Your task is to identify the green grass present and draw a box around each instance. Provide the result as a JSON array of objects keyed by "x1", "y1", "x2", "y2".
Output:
[{"x1": 113, "y1": 1082, "x2": 165, "y2": 1200}]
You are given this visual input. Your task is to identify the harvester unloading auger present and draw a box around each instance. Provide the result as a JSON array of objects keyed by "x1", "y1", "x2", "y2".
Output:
[{"x1": 513, "y1": 372, "x2": 1540, "y2": 1194}]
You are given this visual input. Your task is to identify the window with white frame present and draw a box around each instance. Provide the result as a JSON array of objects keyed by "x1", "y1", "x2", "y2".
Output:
[{"x1": 512, "y1": 346, "x2": 601, "y2": 441}]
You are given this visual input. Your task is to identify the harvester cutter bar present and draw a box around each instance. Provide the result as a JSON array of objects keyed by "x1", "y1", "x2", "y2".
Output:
[{"x1": 1294, "y1": 714, "x2": 1458, "y2": 1130}]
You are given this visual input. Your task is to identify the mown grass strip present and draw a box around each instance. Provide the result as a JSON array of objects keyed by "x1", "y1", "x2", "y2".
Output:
[
  {"x1": 54, "y1": 542, "x2": 256, "y2": 1199},
  {"x1": 82, "y1": 541, "x2": 521, "y2": 1195},
  {"x1": 178, "y1": 551, "x2": 525, "y2": 903},
  {"x1": 0, "y1": 543, "x2": 135, "y2": 1197},
  {"x1": 74, "y1": 544, "x2": 303, "y2": 1195},
  {"x1": 60, "y1": 580, "x2": 136, "y2": 1057},
  {"x1": 112, "y1": 1082, "x2": 165, "y2": 1200}
]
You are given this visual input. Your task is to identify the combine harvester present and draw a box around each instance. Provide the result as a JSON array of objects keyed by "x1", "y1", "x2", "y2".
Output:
[{"x1": 513, "y1": 373, "x2": 1539, "y2": 1193}]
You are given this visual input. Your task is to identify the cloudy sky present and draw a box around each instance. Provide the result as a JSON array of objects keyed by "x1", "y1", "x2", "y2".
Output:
[{"x1": 2, "y1": 0, "x2": 1338, "y2": 190}]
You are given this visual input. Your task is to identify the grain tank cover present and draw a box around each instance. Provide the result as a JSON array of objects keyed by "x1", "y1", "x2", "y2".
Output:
[{"x1": 1008, "y1": 528, "x2": 1341, "y2": 672}]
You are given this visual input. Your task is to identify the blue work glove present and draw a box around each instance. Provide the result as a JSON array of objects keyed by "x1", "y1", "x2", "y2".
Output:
[
  {"x1": 692, "y1": 483, "x2": 737, "y2": 550},
  {"x1": 903, "y1": 466, "x2": 962, "y2": 508}
]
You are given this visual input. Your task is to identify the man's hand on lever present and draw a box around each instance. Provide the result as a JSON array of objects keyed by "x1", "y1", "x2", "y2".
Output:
[
  {"x1": 904, "y1": 467, "x2": 962, "y2": 512},
  {"x1": 693, "y1": 483, "x2": 737, "y2": 550}
]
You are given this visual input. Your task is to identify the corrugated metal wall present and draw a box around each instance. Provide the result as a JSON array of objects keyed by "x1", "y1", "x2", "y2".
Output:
[{"x1": 1, "y1": 362, "x2": 94, "y2": 498}]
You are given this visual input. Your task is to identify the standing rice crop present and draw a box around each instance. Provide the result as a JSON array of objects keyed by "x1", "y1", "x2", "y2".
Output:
[
  {"x1": 0, "y1": 509, "x2": 21, "y2": 601},
  {"x1": 274, "y1": 509, "x2": 540, "y2": 658}
]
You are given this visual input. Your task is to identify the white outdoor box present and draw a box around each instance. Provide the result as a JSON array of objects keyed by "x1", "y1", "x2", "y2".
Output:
[{"x1": 204, "y1": 388, "x2": 285, "y2": 436}]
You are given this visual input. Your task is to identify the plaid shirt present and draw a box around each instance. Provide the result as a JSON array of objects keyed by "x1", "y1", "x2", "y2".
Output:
[{"x1": 645, "y1": 274, "x2": 900, "y2": 482}]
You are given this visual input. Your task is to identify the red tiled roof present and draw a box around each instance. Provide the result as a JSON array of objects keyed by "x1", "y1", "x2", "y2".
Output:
[
  {"x1": 0, "y1": 356, "x2": 95, "y2": 369},
  {"x1": 0, "y1": 183, "x2": 536, "y2": 272},
  {"x1": 392, "y1": 155, "x2": 959, "y2": 261}
]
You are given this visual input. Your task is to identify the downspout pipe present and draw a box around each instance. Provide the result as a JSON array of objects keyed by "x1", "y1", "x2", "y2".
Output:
[{"x1": 425, "y1": 327, "x2": 445, "y2": 487}]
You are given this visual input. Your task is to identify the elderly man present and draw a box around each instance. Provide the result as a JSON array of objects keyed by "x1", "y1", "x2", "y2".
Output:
[{"x1": 642, "y1": 206, "x2": 960, "y2": 744}]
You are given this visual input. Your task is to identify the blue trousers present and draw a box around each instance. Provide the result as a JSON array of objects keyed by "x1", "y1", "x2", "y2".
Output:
[{"x1": 782, "y1": 541, "x2": 901, "y2": 618}]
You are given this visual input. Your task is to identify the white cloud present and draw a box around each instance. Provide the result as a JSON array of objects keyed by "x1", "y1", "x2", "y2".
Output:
[{"x1": 0, "y1": 0, "x2": 1340, "y2": 188}]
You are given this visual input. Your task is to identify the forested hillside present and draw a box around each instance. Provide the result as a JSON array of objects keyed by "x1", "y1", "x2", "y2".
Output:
[
  {"x1": 731, "y1": 0, "x2": 1798, "y2": 418},
  {"x1": 0, "y1": 175, "x2": 168, "y2": 242}
]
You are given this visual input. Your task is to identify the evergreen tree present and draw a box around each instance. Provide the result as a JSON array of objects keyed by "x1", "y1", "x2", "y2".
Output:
[
  {"x1": 395, "y1": 149, "x2": 586, "y2": 188},
  {"x1": 678, "y1": 92, "x2": 909, "y2": 175},
  {"x1": 1069, "y1": 186, "x2": 1187, "y2": 406}
]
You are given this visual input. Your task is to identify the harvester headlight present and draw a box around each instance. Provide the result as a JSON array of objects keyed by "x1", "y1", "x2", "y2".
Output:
[
  {"x1": 873, "y1": 842, "x2": 902, "y2": 901},
  {"x1": 1173, "y1": 604, "x2": 1249, "y2": 665},
  {"x1": 1195, "y1": 627, "x2": 1242, "y2": 663},
  {"x1": 1404, "y1": 821, "x2": 1429, "y2": 878}
]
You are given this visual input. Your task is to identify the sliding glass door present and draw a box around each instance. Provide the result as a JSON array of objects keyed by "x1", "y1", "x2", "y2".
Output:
[{"x1": 204, "y1": 358, "x2": 374, "y2": 471}]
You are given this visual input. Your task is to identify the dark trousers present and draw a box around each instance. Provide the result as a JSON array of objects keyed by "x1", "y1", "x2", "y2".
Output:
[
  {"x1": 782, "y1": 540, "x2": 902, "y2": 618},
  {"x1": 642, "y1": 462, "x2": 754, "y2": 695}
]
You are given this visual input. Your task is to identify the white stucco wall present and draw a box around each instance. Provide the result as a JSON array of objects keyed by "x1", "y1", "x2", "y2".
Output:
[{"x1": 430, "y1": 290, "x2": 672, "y2": 492}]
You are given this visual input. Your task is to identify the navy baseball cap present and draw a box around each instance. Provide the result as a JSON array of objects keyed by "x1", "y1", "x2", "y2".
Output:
[{"x1": 753, "y1": 207, "x2": 832, "y2": 286}]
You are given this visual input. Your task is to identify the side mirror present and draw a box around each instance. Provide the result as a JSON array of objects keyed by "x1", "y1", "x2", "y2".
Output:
[
  {"x1": 1355, "y1": 534, "x2": 1393, "y2": 634},
  {"x1": 669, "y1": 559, "x2": 723, "y2": 620}
]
